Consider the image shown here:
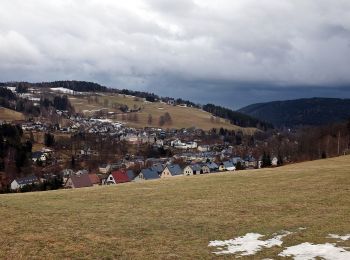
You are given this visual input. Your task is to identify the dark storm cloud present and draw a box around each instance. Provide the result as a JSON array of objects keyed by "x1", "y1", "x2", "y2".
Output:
[{"x1": 1, "y1": 0, "x2": 350, "y2": 106}]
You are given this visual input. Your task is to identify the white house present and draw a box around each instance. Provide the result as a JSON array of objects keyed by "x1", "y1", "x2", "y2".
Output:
[
  {"x1": 98, "y1": 164, "x2": 111, "y2": 174},
  {"x1": 32, "y1": 151, "x2": 47, "y2": 163},
  {"x1": 11, "y1": 175, "x2": 39, "y2": 190},
  {"x1": 271, "y1": 156, "x2": 278, "y2": 166},
  {"x1": 198, "y1": 145, "x2": 210, "y2": 152}
]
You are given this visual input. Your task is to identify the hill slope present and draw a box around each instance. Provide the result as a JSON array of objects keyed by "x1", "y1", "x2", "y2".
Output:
[
  {"x1": 69, "y1": 94, "x2": 258, "y2": 133},
  {"x1": 0, "y1": 107, "x2": 25, "y2": 122},
  {"x1": 3, "y1": 81, "x2": 269, "y2": 131},
  {"x1": 1, "y1": 156, "x2": 350, "y2": 259},
  {"x1": 238, "y1": 97, "x2": 350, "y2": 127}
]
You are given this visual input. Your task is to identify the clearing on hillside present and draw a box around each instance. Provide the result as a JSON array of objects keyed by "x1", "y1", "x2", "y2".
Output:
[
  {"x1": 0, "y1": 107, "x2": 25, "y2": 122},
  {"x1": 68, "y1": 94, "x2": 257, "y2": 133},
  {"x1": 1, "y1": 156, "x2": 350, "y2": 259}
]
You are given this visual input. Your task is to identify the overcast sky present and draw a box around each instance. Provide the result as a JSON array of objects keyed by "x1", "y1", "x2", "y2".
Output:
[{"x1": 1, "y1": 0, "x2": 350, "y2": 108}]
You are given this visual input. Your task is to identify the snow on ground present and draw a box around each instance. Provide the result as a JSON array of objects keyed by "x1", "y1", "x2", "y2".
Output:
[
  {"x1": 279, "y1": 242, "x2": 350, "y2": 260},
  {"x1": 208, "y1": 231, "x2": 292, "y2": 256},
  {"x1": 90, "y1": 118, "x2": 112, "y2": 123},
  {"x1": 50, "y1": 87, "x2": 80, "y2": 94},
  {"x1": 328, "y1": 234, "x2": 350, "y2": 241}
]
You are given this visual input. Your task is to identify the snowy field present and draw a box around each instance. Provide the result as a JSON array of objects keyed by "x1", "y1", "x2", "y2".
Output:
[{"x1": 209, "y1": 229, "x2": 350, "y2": 259}]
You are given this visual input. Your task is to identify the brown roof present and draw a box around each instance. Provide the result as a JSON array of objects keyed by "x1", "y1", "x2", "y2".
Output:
[
  {"x1": 88, "y1": 173, "x2": 100, "y2": 185},
  {"x1": 71, "y1": 174, "x2": 93, "y2": 188}
]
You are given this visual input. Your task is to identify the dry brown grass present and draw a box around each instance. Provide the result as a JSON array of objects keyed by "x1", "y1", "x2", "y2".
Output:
[
  {"x1": 69, "y1": 94, "x2": 257, "y2": 133},
  {"x1": 1, "y1": 156, "x2": 350, "y2": 259},
  {"x1": 0, "y1": 107, "x2": 25, "y2": 122}
]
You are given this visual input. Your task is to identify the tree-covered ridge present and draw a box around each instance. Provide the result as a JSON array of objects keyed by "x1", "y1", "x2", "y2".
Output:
[
  {"x1": 6, "y1": 81, "x2": 109, "y2": 93},
  {"x1": 238, "y1": 97, "x2": 350, "y2": 128},
  {"x1": 203, "y1": 104, "x2": 273, "y2": 130}
]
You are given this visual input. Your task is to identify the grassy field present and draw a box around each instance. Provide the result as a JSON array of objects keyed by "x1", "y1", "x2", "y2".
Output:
[
  {"x1": 1, "y1": 156, "x2": 350, "y2": 259},
  {"x1": 0, "y1": 107, "x2": 25, "y2": 122},
  {"x1": 69, "y1": 94, "x2": 257, "y2": 133}
]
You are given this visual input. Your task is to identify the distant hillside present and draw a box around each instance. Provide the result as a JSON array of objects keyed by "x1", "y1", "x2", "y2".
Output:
[
  {"x1": 238, "y1": 97, "x2": 350, "y2": 127},
  {"x1": 2, "y1": 81, "x2": 269, "y2": 130},
  {"x1": 203, "y1": 104, "x2": 273, "y2": 130}
]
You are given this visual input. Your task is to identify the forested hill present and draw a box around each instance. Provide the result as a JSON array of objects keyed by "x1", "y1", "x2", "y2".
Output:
[
  {"x1": 202, "y1": 104, "x2": 273, "y2": 130},
  {"x1": 238, "y1": 97, "x2": 350, "y2": 127},
  {"x1": 6, "y1": 81, "x2": 109, "y2": 93}
]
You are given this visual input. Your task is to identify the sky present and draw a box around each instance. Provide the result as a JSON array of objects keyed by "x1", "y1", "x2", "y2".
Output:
[{"x1": 1, "y1": 0, "x2": 350, "y2": 109}]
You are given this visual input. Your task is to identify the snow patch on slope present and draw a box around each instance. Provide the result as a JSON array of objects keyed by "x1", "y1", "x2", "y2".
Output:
[
  {"x1": 328, "y1": 234, "x2": 350, "y2": 241},
  {"x1": 209, "y1": 231, "x2": 292, "y2": 256},
  {"x1": 279, "y1": 242, "x2": 350, "y2": 260}
]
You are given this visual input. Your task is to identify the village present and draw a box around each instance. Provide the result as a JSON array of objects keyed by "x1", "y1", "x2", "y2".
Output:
[
  {"x1": 10, "y1": 129, "x2": 279, "y2": 190},
  {"x1": 1, "y1": 83, "x2": 282, "y2": 193}
]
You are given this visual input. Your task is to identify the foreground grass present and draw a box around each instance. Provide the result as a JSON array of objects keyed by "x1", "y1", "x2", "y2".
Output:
[{"x1": 1, "y1": 156, "x2": 350, "y2": 259}]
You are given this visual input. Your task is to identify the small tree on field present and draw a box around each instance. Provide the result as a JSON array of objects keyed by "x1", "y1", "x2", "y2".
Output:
[
  {"x1": 44, "y1": 133, "x2": 55, "y2": 147},
  {"x1": 148, "y1": 114, "x2": 153, "y2": 125},
  {"x1": 159, "y1": 115, "x2": 165, "y2": 126}
]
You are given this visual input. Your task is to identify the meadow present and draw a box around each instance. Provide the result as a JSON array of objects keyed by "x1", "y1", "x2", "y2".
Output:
[
  {"x1": 69, "y1": 94, "x2": 257, "y2": 133},
  {"x1": 0, "y1": 107, "x2": 25, "y2": 122},
  {"x1": 1, "y1": 156, "x2": 350, "y2": 259}
]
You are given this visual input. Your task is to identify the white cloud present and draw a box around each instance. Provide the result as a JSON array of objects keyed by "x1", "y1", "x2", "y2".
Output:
[{"x1": 0, "y1": 0, "x2": 350, "y2": 90}]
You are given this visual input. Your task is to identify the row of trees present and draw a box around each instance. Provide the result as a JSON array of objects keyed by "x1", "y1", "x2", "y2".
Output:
[{"x1": 0, "y1": 124, "x2": 32, "y2": 173}]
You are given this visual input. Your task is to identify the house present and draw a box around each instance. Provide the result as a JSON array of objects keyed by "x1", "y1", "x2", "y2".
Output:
[
  {"x1": 161, "y1": 164, "x2": 182, "y2": 178},
  {"x1": 200, "y1": 164, "x2": 211, "y2": 174},
  {"x1": 219, "y1": 163, "x2": 226, "y2": 171},
  {"x1": 32, "y1": 151, "x2": 47, "y2": 162},
  {"x1": 11, "y1": 175, "x2": 39, "y2": 190},
  {"x1": 65, "y1": 174, "x2": 93, "y2": 189},
  {"x1": 231, "y1": 157, "x2": 244, "y2": 165},
  {"x1": 271, "y1": 156, "x2": 278, "y2": 166},
  {"x1": 198, "y1": 145, "x2": 210, "y2": 152},
  {"x1": 88, "y1": 173, "x2": 101, "y2": 186},
  {"x1": 61, "y1": 169, "x2": 74, "y2": 183},
  {"x1": 183, "y1": 164, "x2": 201, "y2": 176},
  {"x1": 126, "y1": 170, "x2": 136, "y2": 181},
  {"x1": 186, "y1": 141, "x2": 198, "y2": 149},
  {"x1": 75, "y1": 169, "x2": 89, "y2": 175},
  {"x1": 167, "y1": 99, "x2": 175, "y2": 105},
  {"x1": 106, "y1": 170, "x2": 130, "y2": 184},
  {"x1": 206, "y1": 162, "x2": 219, "y2": 172},
  {"x1": 98, "y1": 164, "x2": 111, "y2": 174},
  {"x1": 134, "y1": 168, "x2": 159, "y2": 181},
  {"x1": 151, "y1": 164, "x2": 164, "y2": 174},
  {"x1": 223, "y1": 161, "x2": 236, "y2": 171},
  {"x1": 244, "y1": 156, "x2": 258, "y2": 169}
]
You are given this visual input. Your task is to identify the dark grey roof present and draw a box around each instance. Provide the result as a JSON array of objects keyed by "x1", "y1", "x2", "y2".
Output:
[
  {"x1": 223, "y1": 161, "x2": 235, "y2": 168},
  {"x1": 141, "y1": 168, "x2": 159, "y2": 180},
  {"x1": 206, "y1": 162, "x2": 219, "y2": 170},
  {"x1": 126, "y1": 170, "x2": 136, "y2": 181},
  {"x1": 189, "y1": 164, "x2": 201, "y2": 171},
  {"x1": 166, "y1": 164, "x2": 182, "y2": 176},
  {"x1": 32, "y1": 151, "x2": 44, "y2": 159},
  {"x1": 231, "y1": 157, "x2": 243, "y2": 164},
  {"x1": 151, "y1": 164, "x2": 164, "y2": 173},
  {"x1": 15, "y1": 175, "x2": 39, "y2": 185}
]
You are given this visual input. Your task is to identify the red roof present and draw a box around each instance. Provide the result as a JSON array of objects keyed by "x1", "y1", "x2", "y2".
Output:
[
  {"x1": 88, "y1": 173, "x2": 100, "y2": 185},
  {"x1": 111, "y1": 170, "x2": 130, "y2": 184}
]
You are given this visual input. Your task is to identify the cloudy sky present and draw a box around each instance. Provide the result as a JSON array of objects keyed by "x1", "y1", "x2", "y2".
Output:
[{"x1": 1, "y1": 0, "x2": 350, "y2": 108}]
